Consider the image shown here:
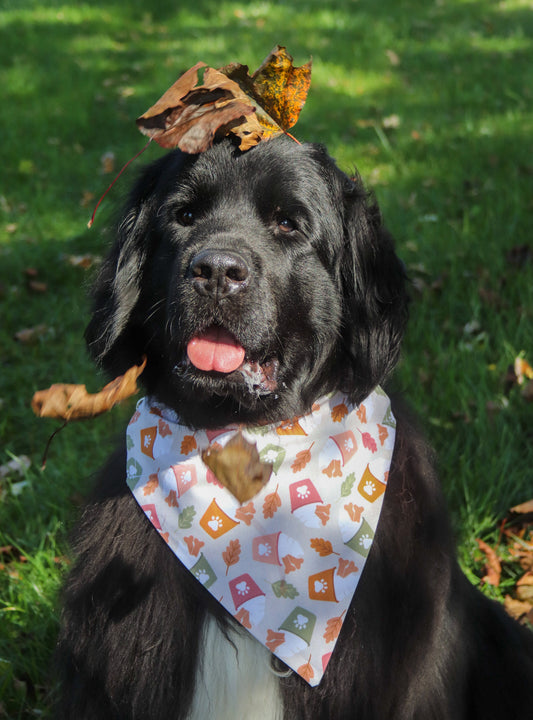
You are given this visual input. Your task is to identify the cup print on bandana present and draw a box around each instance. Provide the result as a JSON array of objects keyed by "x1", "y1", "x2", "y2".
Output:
[
  {"x1": 229, "y1": 573, "x2": 266, "y2": 625},
  {"x1": 289, "y1": 479, "x2": 324, "y2": 528},
  {"x1": 199, "y1": 498, "x2": 240, "y2": 539},
  {"x1": 277, "y1": 606, "x2": 318, "y2": 657},
  {"x1": 252, "y1": 532, "x2": 305, "y2": 568},
  {"x1": 190, "y1": 553, "x2": 217, "y2": 589}
]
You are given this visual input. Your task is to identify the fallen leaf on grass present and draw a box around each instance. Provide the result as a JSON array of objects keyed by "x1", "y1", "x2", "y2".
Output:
[
  {"x1": 14, "y1": 324, "x2": 49, "y2": 344},
  {"x1": 202, "y1": 432, "x2": 272, "y2": 503},
  {"x1": 476, "y1": 538, "x2": 501, "y2": 587},
  {"x1": 31, "y1": 358, "x2": 146, "y2": 421},
  {"x1": 511, "y1": 499, "x2": 533, "y2": 515},
  {"x1": 504, "y1": 595, "x2": 533, "y2": 623}
]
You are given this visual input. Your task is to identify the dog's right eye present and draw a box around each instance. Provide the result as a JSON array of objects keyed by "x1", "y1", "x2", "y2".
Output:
[{"x1": 177, "y1": 209, "x2": 195, "y2": 226}]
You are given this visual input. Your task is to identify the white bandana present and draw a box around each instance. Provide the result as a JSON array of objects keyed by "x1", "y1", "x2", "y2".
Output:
[{"x1": 126, "y1": 389, "x2": 395, "y2": 686}]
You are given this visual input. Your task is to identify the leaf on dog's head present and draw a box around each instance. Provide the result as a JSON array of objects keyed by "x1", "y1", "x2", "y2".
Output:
[
  {"x1": 136, "y1": 47, "x2": 311, "y2": 154},
  {"x1": 31, "y1": 358, "x2": 146, "y2": 422},
  {"x1": 201, "y1": 431, "x2": 273, "y2": 504}
]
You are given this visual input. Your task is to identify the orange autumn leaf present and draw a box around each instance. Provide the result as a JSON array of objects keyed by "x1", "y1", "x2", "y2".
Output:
[
  {"x1": 31, "y1": 358, "x2": 146, "y2": 422},
  {"x1": 183, "y1": 535, "x2": 204, "y2": 556},
  {"x1": 235, "y1": 501, "x2": 256, "y2": 525},
  {"x1": 223, "y1": 539, "x2": 241, "y2": 574},
  {"x1": 337, "y1": 557, "x2": 359, "y2": 578},
  {"x1": 331, "y1": 402, "x2": 348, "y2": 423},
  {"x1": 476, "y1": 538, "x2": 501, "y2": 587},
  {"x1": 310, "y1": 538, "x2": 338, "y2": 557},
  {"x1": 323, "y1": 613, "x2": 345, "y2": 643},
  {"x1": 180, "y1": 434, "x2": 197, "y2": 455},
  {"x1": 378, "y1": 424, "x2": 389, "y2": 445},
  {"x1": 356, "y1": 404, "x2": 367, "y2": 423},
  {"x1": 282, "y1": 554, "x2": 304, "y2": 573},
  {"x1": 266, "y1": 629, "x2": 285, "y2": 653},
  {"x1": 142, "y1": 473, "x2": 159, "y2": 496},
  {"x1": 291, "y1": 444, "x2": 314, "y2": 473},
  {"x1": 297, "y1": 659, "x2": 315, "y2": 683},
  {"x1": 315, "y1": 504, "x2": 331, "y2": 526},
  {"x1": 263, "y1": 486, "x2": 281, "y2": 519},
  {"x1": 235, "y1": 607, "x2": 252, "y2": 629}
]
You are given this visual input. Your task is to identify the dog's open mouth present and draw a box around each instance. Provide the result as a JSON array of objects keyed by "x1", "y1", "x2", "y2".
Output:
[{"x1": 178, "y1": 325, "x2": 279, "y2": 395}]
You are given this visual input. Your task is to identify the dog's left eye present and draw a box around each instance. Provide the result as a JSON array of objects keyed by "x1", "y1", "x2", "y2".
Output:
[
  {"x1": 277, "y1": 218, "x2": 296, "y2": 233},
  {"x1": 177, "y1": 209, "x2": 195, "y2": 226}
]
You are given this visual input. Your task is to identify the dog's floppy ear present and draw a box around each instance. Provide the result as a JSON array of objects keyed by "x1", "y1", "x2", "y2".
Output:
[
  {"x1": 85, "y1": 153, "x2": 177, "y2": 375},
  {"x1": 340, "y1": 177, "x2": 408, "y2": 404}
]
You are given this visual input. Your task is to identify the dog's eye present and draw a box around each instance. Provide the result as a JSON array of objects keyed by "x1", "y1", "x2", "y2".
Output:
[
  {"x1": 277, "y1": 218, "x2": 296, "y2": 233},
  {"x1": 177, "y1": 209, "x2": 195, "y2": 226}
]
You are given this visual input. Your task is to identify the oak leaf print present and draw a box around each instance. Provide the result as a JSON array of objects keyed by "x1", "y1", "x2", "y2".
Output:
[
  {"x1": 310, "y1": 538, "x2": 338, "y2": 557},
  {"x1": 356, "y1": 404, "x2": 367, "y2": 423},
  {"x1": 143, "y1": 473, "x2": 159, "y2": 496},
  {"x1": 158, "y1": 419, "x2": 171, "y2": 437},
  {"x1": 282, "y1": 554, "x2": 304, "y2": 573},
  {"x1": 223, "y1": 539, "x2": 241, "y2": 574},
  {"x1": 331, "y1": 402, "x2": 348, "y2": 423},
  {"x1": 263, "y1": 486, "x2": 281, "y2": 518},
  {"x1": 271, "y1": 579, "x2": 299, "y2": 599},
  {"x1": 340, "y1": 472, "x2": 356, "y2": 497},
  {"x1": 297, "y1": 659, "x2": 314, "y2": 683},
  {"x1": 315, "y1": 504, "x2": 331, "y2": 526},
  {"x1": 360, "y1": 431, "x2": 377, "y2": 454},
  {"x1": 178, "y1": 506, "x2": 196, "y2": 529},
  {"x1": 181, "y1": 434, "x2": 197, "y2": 455},
  {"x1": 291, "y1": 443, "x2": 314, "y2": 473},
  {"x1": 323, "y1": 613, "x2": 345, "y2": 643}
]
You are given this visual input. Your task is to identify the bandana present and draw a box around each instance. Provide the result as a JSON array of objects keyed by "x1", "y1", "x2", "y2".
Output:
[{"x1": 126, "y1": 389, "x2": 395, "y2": 686}]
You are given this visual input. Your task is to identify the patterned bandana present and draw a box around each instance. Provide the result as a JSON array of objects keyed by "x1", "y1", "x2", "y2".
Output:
[{"x1": 126, "y1": 389, "x2": 396, "y2": 686}]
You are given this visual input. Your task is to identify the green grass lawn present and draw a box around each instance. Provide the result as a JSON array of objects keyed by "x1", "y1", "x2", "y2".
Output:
[{"x1": 1, "y1": 0, "x2": 532, "y2": 715}]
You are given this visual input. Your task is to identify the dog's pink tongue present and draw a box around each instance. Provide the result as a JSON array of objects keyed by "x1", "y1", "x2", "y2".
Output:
[{"x1": 187, "y1": 327, "x2": 246, "y2": 373}]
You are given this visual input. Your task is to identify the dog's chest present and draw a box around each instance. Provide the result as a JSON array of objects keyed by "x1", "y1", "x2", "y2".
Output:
[{"x1": 187, "y1": 616, "x2": 285, "y2": 720}]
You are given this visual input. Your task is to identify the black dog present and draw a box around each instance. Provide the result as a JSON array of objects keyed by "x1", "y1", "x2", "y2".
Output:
[{"x1": 57, "y1": 136, "x2": 533, "y2": 719}]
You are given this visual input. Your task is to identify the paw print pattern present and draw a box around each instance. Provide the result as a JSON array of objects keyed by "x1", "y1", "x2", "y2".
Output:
[
  {"x1": 363, "y1": 480, "x2": 376, "y2": 496},
  {"x1": 359, "y1": 533, "x2": 372, "y2": 550},
  {"x1": 294, "y1": 614, "x2": 309, "y2": 630}
]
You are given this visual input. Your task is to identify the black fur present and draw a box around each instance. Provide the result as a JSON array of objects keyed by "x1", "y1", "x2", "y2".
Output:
[{"x1": 58, "y1": 136, "x2": 533, "y2": 719}]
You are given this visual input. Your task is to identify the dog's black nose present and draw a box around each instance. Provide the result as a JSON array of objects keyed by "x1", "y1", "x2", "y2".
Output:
[{"x1": 189, "y1": 249, "x2": 250, "y2": 299}]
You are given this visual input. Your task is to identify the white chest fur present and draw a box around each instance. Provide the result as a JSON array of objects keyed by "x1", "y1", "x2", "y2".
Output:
[{"x1": 187, "y1": 616, "x2": 285, "y2": 720}]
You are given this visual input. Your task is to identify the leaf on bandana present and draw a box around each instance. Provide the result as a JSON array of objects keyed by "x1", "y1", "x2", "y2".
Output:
[
  {"x1": 315, "y1": 504, "x2": 331, "y2": 526},
  {"x1": 263, "y1": 486, "x2": 281, "y2": 518},
  {"x1": 31, "y1": 358, "x2": 146, "y2": 422},
  {"x1": 282, "y1": 554, "x2": 304, "y2": 573},
  {"x1": 235, "y1": 501, "x2": 256, "y2": 525},
  {"x1": 291, "y1": 443, "x2": 314, "y2": 473},
  {"x1": 378, "y1": 424, "x2": 389, "y2": 446},
  {"x1": 158, "y1": 419, "x2": 171, "y2": 437},
  {"x1": 202, "y1": 431, "x2": 273, "y2": 503},
  {"x1": 266, "y1": 629, "x2": 285, "y2": 653},
  {"x1": 181, "y1": 434, "x2": 197, "y2": 455},
  {"x1": 235, "y1": 607, "x2": 252, "y2": 629},
  {"x1": 340, "y1": 472, "x2": 356, "y2": 497},
  {"x1": 178, "y1": 505, "x2": 196, "y2": 529},
  {"x1": 344, "y1": 503, "x2": 364, "y2": 523},
  {"x1": 143, "y1": 473, "x2": 159, "y2": 496},
  {"x1": 297, "y1": 658, "x2": 314, "y2": 683},
  {"x1": 272, "y1": 579, "x2": 300, "y2": 599},
  {"x1": 223, "y1": 538, "x2": 241, "y2": 574},
  {"x1": 310, "y1": 538, "x2": 338, "y2": 557},
  {"x1": 331, "y1": 402, "x2": 348, "y2": 423},
  {"x1": 476, "y1": 538, "x2": 501, "y2": 586},
  {"x1": 322, "y1": 459, "x2": 342, "y2": 478},
  {"x1": 183, "y1": 535, "x2": 204, "y2": 556},
  {"x1": 337, "y1": 558, "x2": 359, "y2": 577},
  {"x1": 356, "y1": 405, "x2": 367, "y2": 423},
  {"x1": 165, "y1": 490, "x2": 178, "y2": 507},
  {"x1": 360, "y1": 431, "x2": 377, "y2": 454},
  {"x1": 323, "y1": 613, "x2": 346, "y2": 643}
]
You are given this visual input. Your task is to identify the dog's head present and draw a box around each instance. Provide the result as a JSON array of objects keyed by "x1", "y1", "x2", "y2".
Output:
[{"x1": 86, "y1": 136, "x2": 408, "y2": 427}]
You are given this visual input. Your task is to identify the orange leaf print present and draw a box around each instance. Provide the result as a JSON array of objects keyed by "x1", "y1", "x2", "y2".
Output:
[
  {"x1": 263, "y1": 486, "x2": 281, "y2": 519},
  {"x1": 297, "y1": 658, "x2": 314, "y2": 683},
  {"x1": 344, "y1": 503, "x2": 364, "y2": 523},
  {"x1": 266, "y1": 629, "x2": 285, "y2": 653},
  {"x1": 143, "y1": 473, "x2": 159, "y2": 496},
  {"x1": 235, "y1": 501, "x2": 255, "y2": 525},
  {"x1": 356, "y1": 404, "x2": 367, "y2": 423},
  {"x1": 323, "y1": 612, "x2": 346, "y2": 643},
  {"x1": 223, "y1": 539, "x2": 241, "y2": 575},
  {"x1": 181, "y1": 434, "x2": 197, "y2": 455},
  {"x1": 331, "y1": 402, "x2": 348, "y2": 423},
  {"x1": 310, "y1": 538, "x2": 338, "y2": 557},
  {"x1": 165, "y1": 490, "x2": 179, "y2": 507},
  {"x1": 183, "y1": 535, "x2": 204, "y2": 557},
  {"x1": 282, "y1": 554, "x2": 304, "y2": 573},
  {"x1": 378, "y1": 424, "x2": 389, "y2": 445},
  {"x1": 337, "y1": 558, "x2": 359, "y2": 577},
  {"x1": 315, "y1": 504, "x2": 331, "y2": 526},
  {"x1": 235, "y1": 607, "x2": 252, "y2": 629},
  {"x1": 291, "y1": 443, "x2": 314, "y2": 473},
  {"x1": 322, "y1": 459, "x2": 342, "y2": 478},
  {"x1": 158, "y1": 418, "x2": 171, "y2": 437}
]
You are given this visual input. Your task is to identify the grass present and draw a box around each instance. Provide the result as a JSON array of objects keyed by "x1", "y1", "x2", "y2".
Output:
[{"x1": 1, "y1": 0, "x2": 532, "y2": 715}]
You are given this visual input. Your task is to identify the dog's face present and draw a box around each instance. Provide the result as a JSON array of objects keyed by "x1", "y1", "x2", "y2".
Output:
[{"x1": 86, "y1": 136, "x2": 407, "y2": 428}]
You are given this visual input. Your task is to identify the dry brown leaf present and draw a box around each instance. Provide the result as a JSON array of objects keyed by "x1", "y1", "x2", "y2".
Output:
[
  {"x1": 202, "y1": 431, "x2": 272, "y2": 503},
  {"x1": 476, "y1": 538, "x2": 502, "y2": 587},
  {"x1": 511, "y1": 499, "x2": 533, "y2": 514},
  {"x1": 504, "y1": 594, "x2": 533, "y2": 622},
  {"x1": 31, "y1": 358, "x2": 146, "y2": 421}
]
